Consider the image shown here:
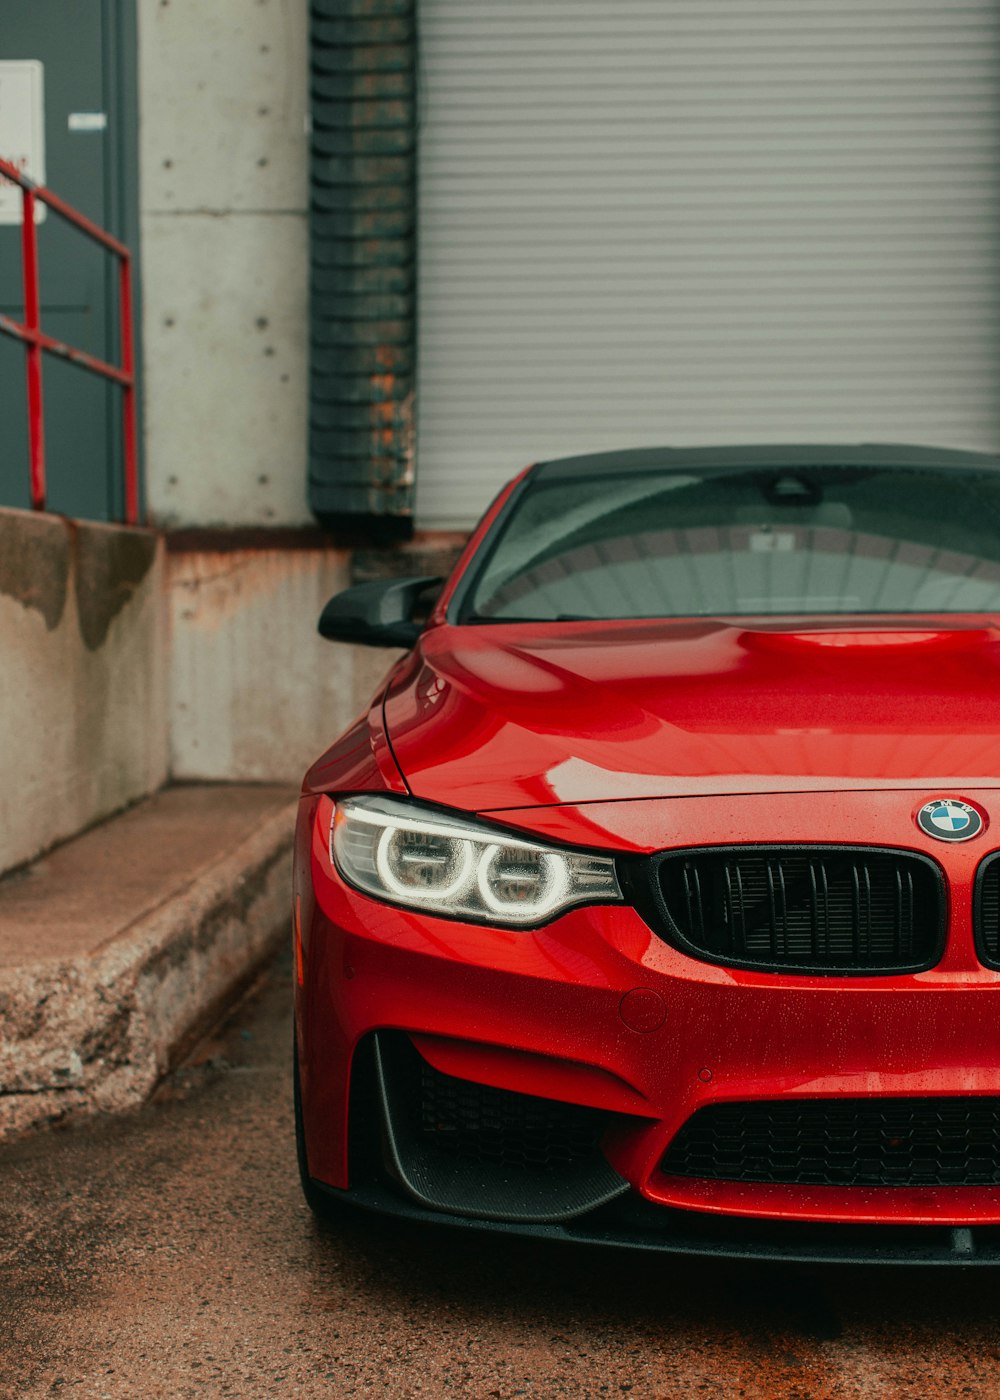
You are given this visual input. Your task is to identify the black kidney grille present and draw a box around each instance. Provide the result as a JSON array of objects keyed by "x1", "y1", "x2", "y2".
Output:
[
  {"x1": 662, "y1": 1098, "x2": 1000, "y2": 1188},
  {"x1": 976, "y1": 854, "x2": 1000, "y2": 966},
  {"x1": 652, "y1": 847, "x2": 943, "y2": 972}
]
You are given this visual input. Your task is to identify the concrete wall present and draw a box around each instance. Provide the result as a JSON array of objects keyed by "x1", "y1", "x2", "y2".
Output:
[
  {"x1": 167, "y1": 547, "x2": 400, "y2": 782},
  {"x1": 138, "y1": 0, "x2": 310, "y2": 529},
  {"x1": 0, "y1": 508, "x2": 168, "y2": 876},
  {"x1": 166, "y1": 534, "x2": 468, "y2": 783},
  {"x1": 135, "y1": 2, "x2": 466, "y2": 785}
]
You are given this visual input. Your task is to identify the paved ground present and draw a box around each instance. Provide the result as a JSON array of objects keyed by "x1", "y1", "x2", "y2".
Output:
[{"x1": 3, "y1": 954, "x2": 1000, "y2": 1400}]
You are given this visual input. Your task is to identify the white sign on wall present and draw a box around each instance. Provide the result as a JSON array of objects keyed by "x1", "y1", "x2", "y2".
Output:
[{"x1": 0, "y1": 60, "x2": 45, "y2": 224}]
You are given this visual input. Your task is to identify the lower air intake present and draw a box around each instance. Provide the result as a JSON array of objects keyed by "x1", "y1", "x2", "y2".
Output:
[
  {"x1": 373, "y1": 1032, "x2": 629, "y2": 1222},
  {"x1": 416, "y1": 1051, "x2": 607, "y2": 1174},
  {"x1": 663, "y1": 1098, "x2": 1000, "y2": 1187}
]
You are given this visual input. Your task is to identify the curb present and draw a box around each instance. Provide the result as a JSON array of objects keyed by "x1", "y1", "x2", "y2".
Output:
[{"x1": 0, "y1": 801, "x2": 296, "y2": 1140}]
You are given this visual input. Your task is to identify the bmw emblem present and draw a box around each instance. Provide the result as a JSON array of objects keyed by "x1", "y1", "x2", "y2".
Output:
[{"x1": 916, "y1": 798, "x2": 984, "y2": 843}]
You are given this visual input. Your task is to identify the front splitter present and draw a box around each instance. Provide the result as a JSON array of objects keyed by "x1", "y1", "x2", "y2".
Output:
[{"x1": 309, "y1": 1177, "x2": 1000, "y2": 1267}]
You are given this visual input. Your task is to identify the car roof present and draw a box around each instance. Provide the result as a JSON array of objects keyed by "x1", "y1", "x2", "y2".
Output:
[{"x1": 532, "y1": 443, "x2": 1000, "y2": 480}]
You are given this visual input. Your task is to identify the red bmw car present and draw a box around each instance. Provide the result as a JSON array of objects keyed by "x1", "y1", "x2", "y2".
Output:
[{"x1": 293, "y1": 444, "x2": 1000, "y2": 1264}]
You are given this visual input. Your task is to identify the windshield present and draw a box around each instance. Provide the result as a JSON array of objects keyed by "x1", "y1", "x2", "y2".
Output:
[{"x1": 464, "y1": 466, "x2": 1000, "y2": 621}]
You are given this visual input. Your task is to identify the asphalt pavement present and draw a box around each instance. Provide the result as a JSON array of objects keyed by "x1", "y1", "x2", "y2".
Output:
[{"x1": 2, "y1": 951, "x2": 1000, "y2": 1400}]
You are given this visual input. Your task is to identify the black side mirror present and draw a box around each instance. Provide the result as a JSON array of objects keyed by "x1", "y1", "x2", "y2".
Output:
[{"x1": 317, "y1": 576, "x2": 443, "y2": 649}]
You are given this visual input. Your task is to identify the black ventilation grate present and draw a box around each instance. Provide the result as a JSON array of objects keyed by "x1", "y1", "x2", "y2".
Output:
[
  {"x1": 645, "y1": 846, "x2": 944, "y2": 973},
  {"x1": 416, "y1": 1053, "x2": 608, "y2": 1175},
  {"x1": 372, "y1": 1034, "x2": 629, "y2": 1223},
  {"x1": 663, "y1": 1098, "x2": 1000, "y2": 1187},
  {"x1": 975, "y1": 854, "x2": 1000, "y2": 967}
]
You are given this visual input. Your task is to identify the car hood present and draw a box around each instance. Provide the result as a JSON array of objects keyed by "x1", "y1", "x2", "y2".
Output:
[{"x1": 382, "y1": 618, "x2": 1000, "y2": 811}]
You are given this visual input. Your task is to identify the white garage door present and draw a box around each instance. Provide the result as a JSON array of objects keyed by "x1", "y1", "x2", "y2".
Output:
[{"x1": 416, "y1": 0, "x2": 1000, "y2": 529}]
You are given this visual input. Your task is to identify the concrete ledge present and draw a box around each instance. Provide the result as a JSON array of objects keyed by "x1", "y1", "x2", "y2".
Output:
[
  {"x1": 0, "y1": 784, "x2": 296, "y2": 1139},
  {"x1": 0, "y1": 506, "x2": 168, "y2": 878}
]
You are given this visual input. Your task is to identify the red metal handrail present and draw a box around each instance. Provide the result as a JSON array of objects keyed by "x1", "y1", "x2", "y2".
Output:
[{"x1": 0, "y1": 156, "x2": 138, "y2": 524}]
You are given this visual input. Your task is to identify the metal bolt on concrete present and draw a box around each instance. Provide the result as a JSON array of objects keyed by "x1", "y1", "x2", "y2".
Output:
[{"x1": 3, "y1": 952, "x2": 1000, "y2": 1400}]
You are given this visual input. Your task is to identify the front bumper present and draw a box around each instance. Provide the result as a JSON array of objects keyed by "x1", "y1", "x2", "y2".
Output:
[
  {"x1": 311, "y1": 1179, "x2": 1000, "y2": 1266},
  {"x1": 295, "y1": 788, "x2": 1000, "y2": 1248}
]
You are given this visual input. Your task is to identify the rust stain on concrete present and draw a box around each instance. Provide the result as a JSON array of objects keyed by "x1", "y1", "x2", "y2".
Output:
[
  {"x1": 168, "y1": 548, "x2": 349, "y2": 631},
  {"x1": 0, "y1": 510, "x2": 70, "y2": 631}
]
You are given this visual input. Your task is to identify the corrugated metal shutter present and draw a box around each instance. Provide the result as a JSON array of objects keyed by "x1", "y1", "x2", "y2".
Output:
[{"x1": 416, "y1": 0, "x2": 1000, "y2": 529}]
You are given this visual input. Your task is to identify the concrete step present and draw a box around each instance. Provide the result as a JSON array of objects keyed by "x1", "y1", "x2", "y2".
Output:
[{"x1": 0, "y1": 783, "x2": 297, "y2": 1139}]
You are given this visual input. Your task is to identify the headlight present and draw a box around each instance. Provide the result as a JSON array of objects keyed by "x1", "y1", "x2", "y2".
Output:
[{"x1": 331, "y1": 795, "x2": 622, "y2": 927}]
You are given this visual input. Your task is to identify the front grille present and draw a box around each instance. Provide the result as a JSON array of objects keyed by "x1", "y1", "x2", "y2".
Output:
[
  {"x1": 643, "y1": 846, "x2": 944, "y2": 973},
  {"x1": 975, "y1": 853, "x2": 1000, "y2": 967},
  {"x1": 662, "y1": 1098, "x2": 1000, "y2": 1187},
  {"x1": 414, "y1": 1049, "x2": 609, "y2": 1174}
]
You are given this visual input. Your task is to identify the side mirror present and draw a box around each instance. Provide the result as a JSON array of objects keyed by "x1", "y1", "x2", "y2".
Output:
[{"x1": 317, "y1": 576, "x2": 443, "y2": 649}]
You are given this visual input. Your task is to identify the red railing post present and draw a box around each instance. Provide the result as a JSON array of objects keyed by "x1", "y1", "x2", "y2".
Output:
[
  {"x1": 20, "y1": 186, "x2": 46, "y2": 513},
  {"x1": 118, "y1": 255, "x2": 138, "y2": 525},
  {"x1": 0, "y1": 155, "x2": 138, "y2": 524}
]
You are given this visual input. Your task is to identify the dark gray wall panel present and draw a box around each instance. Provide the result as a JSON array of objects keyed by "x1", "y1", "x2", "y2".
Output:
[{"x1": 309, "y1": 0, "x2": 417, "y2": 530}]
